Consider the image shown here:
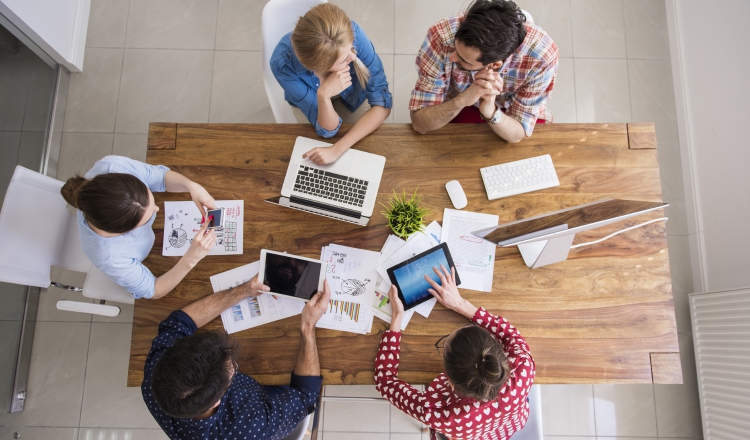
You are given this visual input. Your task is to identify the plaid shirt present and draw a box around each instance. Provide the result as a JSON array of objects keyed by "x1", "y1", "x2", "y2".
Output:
[{"x1": 410, "y1": 15, "x2": 558, "y2": 136}]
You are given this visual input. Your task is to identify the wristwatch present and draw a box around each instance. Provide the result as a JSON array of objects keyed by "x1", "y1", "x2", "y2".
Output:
[{"x1": 480, "y1": 108, "x2": 503, "y2": 125}]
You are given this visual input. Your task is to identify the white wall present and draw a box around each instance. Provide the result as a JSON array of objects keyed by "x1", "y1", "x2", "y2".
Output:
[
  {"x1": 0, "y1": 0, "x2": 89, "y2": 71},
  {"x1": 666, "y1": 0, "x2": 750, "y2": 292}
]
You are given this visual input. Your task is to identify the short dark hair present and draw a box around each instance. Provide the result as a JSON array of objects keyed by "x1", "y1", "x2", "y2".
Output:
[
  {"x1": 151, "y1": 330, "x2": 237, "y2": 418},
  {"x1": 60, "y1": 172, "x2": 149, "y2": 233},
  {"x1": 455, "y1": 0, "x2": 527, "y2": 65},
  {"x1": 443, "y1": 324, "x2": 510, "y2": 401}
]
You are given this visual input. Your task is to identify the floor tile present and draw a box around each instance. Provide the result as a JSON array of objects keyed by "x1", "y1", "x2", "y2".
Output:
[
  {"x1": 91, "y1": 300, "x2": 134, "y2": 323},
  {"x1": 628, "y1": 59, "x2": 678, "y2": 151},
  {"x1": 540, "y1": 385, "x2": 596, "y2": 436},
  {"x1": 0, "y1": 282, "x2": 27, "y2": 320},
  {"x1": 0, "y1": 322, "x2": 90, "y2": 427},
  {"x1": 324, "y1": 384, "x2": 382, "y2": 398},
  {"x1": 125, "y1": 0, "x2": 218, "y2": 50},
  {"x1": 0, "y1": 427, "x2": 78, "y2": 440},
  {"x1": 215, "y1": 0, "x2": 268, "y2": 51},
  {"x1": 78, "y1": 428, "x2": 169, "y2": 440},
  {"x1": 541, "y1": 437, "x2": 594, "y2": 440},
  {"x1": 63, "y1": 48, "x2": 124, "y2": 133},
  {"x1": 0, "y1": 320, "x2": 22, "y2": 404},
  {"x1": 573, "y1": 58, "x2": 631, "y2": 123},
  {"x1": 86, "y1": 0, "x2": 130, "y2": 48},
  {"x1": 596, "y1": 437, "x2": 657, "y2": 440},
  {"x1": 667, "y1": 235, "x2": 694, "y2": 333},
  {"x1": 394, "y1": 0, "x2": 465, "y2": 55},
  {"x1": 391, "y1": 404, "x2": 424, "y2": 433},
  {"x1": 592, "y1": 384, "x2": 657, "y2": 437},
  {"x1": 113, "y1": 133, "x2": 148, "y2": 162},
  {"x1": 80, "y1": 323, "x2": 159, "y2": 428},
  {"x1": 323, "y1": 400, "x2": 391, "y2": 432},
  {"x1": 546, "y1": 57, "x2": 576, "y2": 123},
  {"x1": 393, "y1": 54, "x2": 417, "y2": 123},
  {"x1": 0, "y1": 131, "x2": 22, "y2": 200},
  {"x1": 0, "y1": 47, "x2": 34, "y2": 131},
  {"x1": 390, "y1": 434, "x2": 422, "y2": 440},
  {"x1": 18, "y1": 131, "x2": 47, "y2": 171},
  {"x1": 332, "y1": 0, "x2": 395, "y2": 54},
  {"x1": 209, "y1": 51, "x2": 275, "y2": 123},
  {"x1": 322, "y1": 433, "x2": 389, "y2": 440},
  {"x1": 379, "y1": 53, "x2": 395, "y2": 123},
  {"x1": 57, "y1": 133, "x2": 113, "y2": 181},
  {"x1": 570, "y1": 0, "x2": 626, "y2": 58},
  {"x1": 22, "y1": 57, "x2": 57, "y2": 132},
  {"x1": 623, "y1": 0, "x2": 670, "y2": 59},
  {"x1": 518, "y1": 0, "x2": 574, "y2": 58},
  {"x1": 654, "y1": 332, "x2": 703, "y2": 439},
  {"x1": 38, "y1": 271, "x2": 95, "y2": 321},
  {"x1": 115, "y1": 49, "x2": 213, "y2": 134}
]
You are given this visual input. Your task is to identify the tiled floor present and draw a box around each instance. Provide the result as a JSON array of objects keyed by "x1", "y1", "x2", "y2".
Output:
[{"x1": 0, "y1": 0, "x2": 703, "y2": 439}]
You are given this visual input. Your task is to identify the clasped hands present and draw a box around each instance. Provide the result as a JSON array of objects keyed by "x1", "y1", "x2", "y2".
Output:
[{"x1": 461, "y1": 67, "x2": 504, "y2": 120}]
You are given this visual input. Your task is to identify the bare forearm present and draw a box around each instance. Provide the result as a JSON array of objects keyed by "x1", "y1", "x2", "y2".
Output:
[
  {"x1": 334, "y1": 106, "x2": 390, "y2": 151},
  {"x1": 181, "y1": 285, "x2": 245, "y2": 328},
  {"x1": 486, "y1": 113, "x2": 526, "y2": 143},
  {"x1": 164, "y1": 170, "x2": 197, "y2": 193},
  {"x1": 294, "y1": 326, "x2": 320, "y2": 376},
  {"x1": 316, "y1": 92, "x2": 340, "y2": 131},
  {"x1": 153, "y1": 253, "x2": 202, "y2": 299},
  {"x1": 410, "y1": 98, "x2": 466, "y2": 134},
  {"x1": 456, "y1": 299, "x2": 479, "y2": 320}
]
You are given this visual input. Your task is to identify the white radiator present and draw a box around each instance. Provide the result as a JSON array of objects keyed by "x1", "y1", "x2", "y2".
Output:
[{"x1": 689, "y1": 287, "x2": 750, "y2": 440}]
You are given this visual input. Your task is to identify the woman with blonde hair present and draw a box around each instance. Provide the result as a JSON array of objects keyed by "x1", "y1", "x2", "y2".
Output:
[{"x1": 271, "y1": 3, "x2": 392, "y2": 165}]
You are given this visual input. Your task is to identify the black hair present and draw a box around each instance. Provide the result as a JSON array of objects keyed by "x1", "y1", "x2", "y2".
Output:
[
  {"x1": 443, "y1": 324, "x2": 510, "y2": 401},
  {"x1": 151, "y1": 331, "x2": 238, "y2": 418},
  {"x1": 455, "y1": 0, "x2": 527, "y2": 65},
  {"x1": 61, "y1": 173, "x2": 149, "y2": 233}
]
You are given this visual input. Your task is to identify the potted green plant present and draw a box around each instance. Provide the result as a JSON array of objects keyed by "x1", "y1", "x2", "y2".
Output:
[{"x1": 381, "y1": 189, "x2": 429, "y2": 238}]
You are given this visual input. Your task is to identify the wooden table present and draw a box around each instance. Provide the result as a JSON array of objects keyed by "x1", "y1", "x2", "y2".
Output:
[{"x1": 127, "y1": 122, "x2": 682, "y2": 387}]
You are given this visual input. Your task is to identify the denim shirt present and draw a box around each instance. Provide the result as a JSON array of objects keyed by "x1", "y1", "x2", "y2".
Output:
[{"x1": 270, "y1": 21, "x2": 393, "y2": 138}]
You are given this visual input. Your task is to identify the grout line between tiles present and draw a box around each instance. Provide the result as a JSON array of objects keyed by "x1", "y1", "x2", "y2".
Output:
[
  {"x1": 109, "y1": 0, "x2": 132, "y2": 145},
  {"x1": 590, "y1": 383, "x2": 598, "y2": 437},
  {"x1": 206, "y1": 0, "x2": 220, "y2": 123},
  {"x1": 76, "y1": 320, "x2": 94, "y2": 431}
]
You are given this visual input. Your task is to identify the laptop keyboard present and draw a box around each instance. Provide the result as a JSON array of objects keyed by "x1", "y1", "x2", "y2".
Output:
[{"x1": 294, "y1": 165, "x2": 368, "y2": 208}]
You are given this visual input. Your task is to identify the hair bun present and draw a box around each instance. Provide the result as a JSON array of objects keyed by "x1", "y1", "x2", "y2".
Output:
[{"x1": 60, "y1": 175, "x2": 88, "y2": 209}]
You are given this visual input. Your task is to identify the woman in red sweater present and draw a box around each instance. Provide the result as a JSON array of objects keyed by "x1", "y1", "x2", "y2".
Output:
[{"x1": 374, "y1": 265, "x2": 535, "y2": 440}]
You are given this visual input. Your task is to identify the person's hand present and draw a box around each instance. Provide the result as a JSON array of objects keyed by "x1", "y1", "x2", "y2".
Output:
[
  {"x1": 302, "y1": 144, "x2": 345, "y2": 165},
  {"x1": 317, "y1": 68, "x2": 352, "y2": 100},
  {"x1": 185, "y1": 218, "x2": 216, "y2": 266},
  {"x1": 387, "y1": 285, "x2": 405, "y2": 332},
  {"x1": 478, "y1": 92, "x2": 498, "y2": 121},
  {"x1": 458, "y1": 76, "x2": 499, "y2": 108},
  {"x1": 424, "y1": 265, "x2": 478, "y2": 318},
  {"x1": 187, "y1": 182, "x2": 216, "y2": 219},
  {"x1": 474, "y1": 68, "x2": 504, "y2": 94},
  {"x1": 301, "y1": 280, "x2": 331, "y2": 332},
  {"x1": 232, "y1": 275, "x2": 270, "y2": 299}
]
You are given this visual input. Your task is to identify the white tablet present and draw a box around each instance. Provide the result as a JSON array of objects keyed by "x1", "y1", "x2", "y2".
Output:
[{"x1": 258, "y1": 249, "x2": 327, "y2": 302}]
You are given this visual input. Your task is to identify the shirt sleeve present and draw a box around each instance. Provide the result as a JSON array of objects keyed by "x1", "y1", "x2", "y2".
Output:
[
  {"x1": 351, "y1": 22, "x2": 392, "y2": 109},
  {"x1": 504, "y1": 50, "x2": 558, "y2": 137},
  {"x1": 471, "y1": 307, "x2": 535, "y2": 384},
  {"x1": 97, "y1": 253, "x2": 157, "y2": 299},
  {"x1": 271, "y1": 40, "x2": 342, "y2": 138},
  {"x1": 373, "y1": 331, "x2": 430, "y2": 424},
  {"x1": 409, "y1": 23, "x2": 450, "y2": 111},
  {"x1": 86, "y1": 155, "x2": 169, "y2": 193}
]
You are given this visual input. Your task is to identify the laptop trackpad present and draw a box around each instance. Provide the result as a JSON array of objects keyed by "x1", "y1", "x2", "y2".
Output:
[{"x1": 308, "y1": 148, "x2": 354, "y2": 173}]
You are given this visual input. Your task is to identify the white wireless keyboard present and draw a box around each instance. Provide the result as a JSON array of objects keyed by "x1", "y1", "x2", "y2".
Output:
[{"x1": 480, "y1": 154, "x2": 560, "y2": 200}]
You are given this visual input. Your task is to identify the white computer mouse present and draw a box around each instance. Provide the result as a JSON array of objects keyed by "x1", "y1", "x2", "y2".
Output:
[{"x1": 445, "y1": 180, "x2": 467, "y2": 209}]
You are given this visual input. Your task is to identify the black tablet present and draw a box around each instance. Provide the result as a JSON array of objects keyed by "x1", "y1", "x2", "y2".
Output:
[
  {"x1": 258, "y1": 249, "x2": 326, "y2": 301},
  {"x1": 386, "y1": 243, "x2": 461, "y2": 310}
]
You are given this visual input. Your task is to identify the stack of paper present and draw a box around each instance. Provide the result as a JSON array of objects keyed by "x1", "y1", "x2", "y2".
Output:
[
  {"x1": 441, "y1": 209, "x2": 499, "y2": 292},
  {"x1": 214, "y1": 261, "x2": 304, "y2": 334}
]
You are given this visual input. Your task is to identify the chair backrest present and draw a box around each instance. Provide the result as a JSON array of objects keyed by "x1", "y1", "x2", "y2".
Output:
[
  {"x1": 0, "y1": 166, "x2": 91, "y2": 287},
  {"x1": 510, "y1": 385, "x2": 543, "y2": 440},
  {"x1": 261, "y1": 0, "x2": 327, "y2": 123}
]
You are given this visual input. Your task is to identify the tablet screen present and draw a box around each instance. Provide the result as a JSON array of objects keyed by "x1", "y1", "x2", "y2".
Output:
[
  {"x1": 263, "y1": 253, "x2": 322, "y2": 300},
  {"x1": 391, "y1": 246, "x2": 454, "y2": 308}
]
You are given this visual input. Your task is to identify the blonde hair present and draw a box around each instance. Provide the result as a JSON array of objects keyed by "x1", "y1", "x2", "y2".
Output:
[{"x1": 291, "y1": 3, "x2": 370, "y2": 88}]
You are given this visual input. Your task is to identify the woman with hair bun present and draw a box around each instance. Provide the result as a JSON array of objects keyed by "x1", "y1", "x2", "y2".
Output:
[
  {"x1": 271, "y1": 3, "x2": 392, "y2": 165},
  {"x1": 375, "y1": 266, "x2": 535, "y2": 440},
  {"x1": 60, "y1": 156, "x2": 218, "y2": 300}
]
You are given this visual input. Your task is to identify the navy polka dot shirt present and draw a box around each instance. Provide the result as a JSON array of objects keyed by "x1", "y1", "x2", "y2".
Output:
[{"x1": 142, "y1": 311, "x2": 323, "y2": 440}]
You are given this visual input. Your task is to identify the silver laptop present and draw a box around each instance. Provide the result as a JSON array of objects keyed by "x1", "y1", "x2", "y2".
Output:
[{"x1": 265, "y1": 137, "x2": 386, "y2": 226}]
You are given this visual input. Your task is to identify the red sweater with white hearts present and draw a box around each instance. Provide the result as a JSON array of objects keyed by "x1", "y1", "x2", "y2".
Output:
[{"x1": 374, "y1": 307, "x2": 535, "y2": 440}]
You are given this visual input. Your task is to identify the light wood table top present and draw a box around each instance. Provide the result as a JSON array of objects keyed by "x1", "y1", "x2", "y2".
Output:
[{"x1": 127, "y1": 122, "x2": 681, "y2": 387}]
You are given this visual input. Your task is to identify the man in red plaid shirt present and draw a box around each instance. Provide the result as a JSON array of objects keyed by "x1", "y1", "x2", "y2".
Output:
[{"x1": 410, "y1": 0, "x2": 558, "y2": 143}]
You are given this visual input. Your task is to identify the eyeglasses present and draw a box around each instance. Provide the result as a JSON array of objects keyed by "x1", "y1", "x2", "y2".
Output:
[{"x1": 435, "y1": 334, "x2": 450, "y2": 358}]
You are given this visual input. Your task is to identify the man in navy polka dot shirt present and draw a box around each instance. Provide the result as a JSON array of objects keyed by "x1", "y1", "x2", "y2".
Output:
[{"x1": 141, "y1": 274, "x2": 330, "y2": 440}]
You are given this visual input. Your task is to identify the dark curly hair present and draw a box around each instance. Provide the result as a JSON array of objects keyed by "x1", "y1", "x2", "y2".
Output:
[{"x1": 455, "y1": 0, "x2": 527, "y2": 65}]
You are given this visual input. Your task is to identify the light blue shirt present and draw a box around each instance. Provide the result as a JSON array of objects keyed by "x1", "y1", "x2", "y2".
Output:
[{"x1": 78, "y1": 156, "x2": 169, "y2": 299}]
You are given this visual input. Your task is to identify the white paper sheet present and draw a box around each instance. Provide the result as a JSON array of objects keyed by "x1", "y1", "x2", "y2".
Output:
[
  {"x1": 441, "y1": 208, "x2": 499, "y2": 292},
  {"x1": 163, "y1": 200, "x2": 244, "y2": 256},
  {"x1": 215, "y1": 262, "x2": 304, "y2": 334},
  {"x1": 316, "y1": 244, "x2": 379, "y2": 334}
]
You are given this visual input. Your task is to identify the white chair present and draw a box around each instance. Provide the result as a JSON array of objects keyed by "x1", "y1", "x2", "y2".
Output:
[
  {"x1": 261, "y1": 0, "x2": 327, "y2": 123},
  {"x1": 0, "y1": 165, "x2": 134, "y2": 317},
  {"x1": 511, "y1": 385, "x2": 543, "y2": 440},
  {"x1": 283, "y1": 413, "x2": 312, "y2": 440},
  {"x1": 522, "y1": 9, "x2": 534, "y2": 24}
]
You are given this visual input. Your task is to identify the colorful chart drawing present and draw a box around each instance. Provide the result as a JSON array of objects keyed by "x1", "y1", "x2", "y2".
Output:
[
  {"x1": 341, "y1": 278, "x2": 369, "y2": 296},
  {"x1": 247, "y1": 297, "x2": 261, "y2": 318},
  {"x1": 328, "y1": 300, "x2": 361, "y2": 323},
  {"x1": 373, "y1": 291, "x2": 389, "y2": 309},
  {"x1": 231, "y1": 304, "x2": 244, "y2": 322},
  {"x1": 168, "y1": 228, "x2": 188, "y2": 248}
]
